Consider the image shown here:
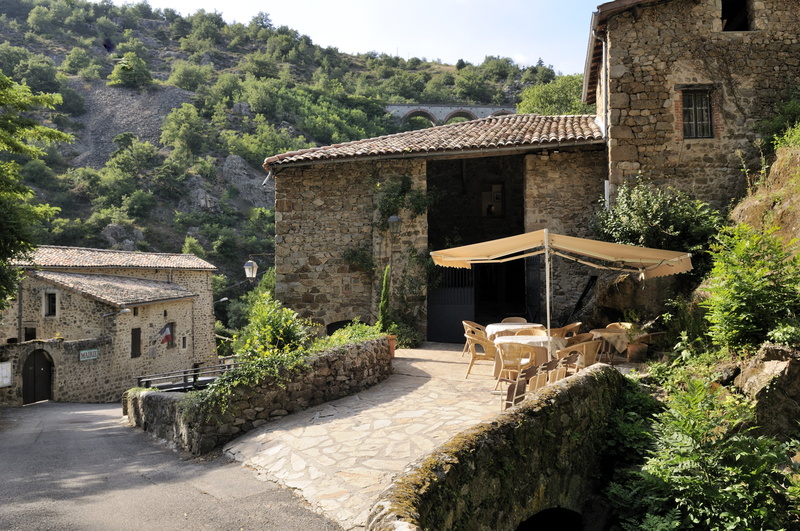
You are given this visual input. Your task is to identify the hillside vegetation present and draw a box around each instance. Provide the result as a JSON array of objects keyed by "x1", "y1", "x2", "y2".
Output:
[{"x1": 0, "y1": 0, "x2": 581, "y2": 304}]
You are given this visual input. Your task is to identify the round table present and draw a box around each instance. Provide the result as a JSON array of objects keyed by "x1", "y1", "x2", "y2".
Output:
[
  {"x1": 589, "y1": 328, "x2": 630, "y2": 354},
  {"x1": 492, "y1": 335, "x2": 567, "y2": 376},
  {"x1": 484, "y1": 322, "x2": 544, "y2": 340}
]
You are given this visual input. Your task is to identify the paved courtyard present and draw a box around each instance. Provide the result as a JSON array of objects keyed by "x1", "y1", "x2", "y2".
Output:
[{"x1": 225, "y1": 342, "x2": 503, "y2": 530}]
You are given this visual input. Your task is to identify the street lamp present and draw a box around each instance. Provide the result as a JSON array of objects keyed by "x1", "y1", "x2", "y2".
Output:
[
  {"x1": 243, "y1": 260, "x2": 258, "y2": 282},
  {"x1": 213, "y1": 297, "x2": 229, "y2": 305}
]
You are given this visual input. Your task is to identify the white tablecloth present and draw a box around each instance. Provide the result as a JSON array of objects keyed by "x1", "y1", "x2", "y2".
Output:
[
  {"x1": 485, "y1": 322, "x2": 543, "y2": 340},
  {"x1": 494, "y1": 335, "x2": 568, "y2": 352},
  {"x1": 590, "y1": 329, "x2": 630, "y2": 353}
]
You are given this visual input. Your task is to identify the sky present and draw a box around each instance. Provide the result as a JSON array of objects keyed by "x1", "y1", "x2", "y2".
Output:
[{"x1": 110, "y1": 0, "x2": 604, "y2": 75}]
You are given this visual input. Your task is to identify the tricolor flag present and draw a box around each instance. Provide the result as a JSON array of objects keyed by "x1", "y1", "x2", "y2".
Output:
[{"x1": 159, "y1": 324, "x2": 172, "y2": 344}]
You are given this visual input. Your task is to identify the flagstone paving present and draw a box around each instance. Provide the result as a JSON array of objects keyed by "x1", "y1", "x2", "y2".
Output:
[{"x1": 224, "y1": 342, "x2": 503, "y2": 530}]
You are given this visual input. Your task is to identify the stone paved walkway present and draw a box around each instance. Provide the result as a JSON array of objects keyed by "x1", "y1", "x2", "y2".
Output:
[{"x1": 224, "y1": 342, "x2": 503, "y2": 530}]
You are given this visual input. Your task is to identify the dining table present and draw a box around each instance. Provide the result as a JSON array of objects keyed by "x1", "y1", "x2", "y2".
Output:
[
  {"x1": 589, "y1": 328, "x2": 630, "y2": 355},
  {"x1": 484, "y1": 322, "x2": 544, "y2": 340}
]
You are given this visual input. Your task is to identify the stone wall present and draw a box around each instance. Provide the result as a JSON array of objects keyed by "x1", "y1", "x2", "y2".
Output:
[
  {"x1": 367, "y1": 364, "x2": 627, "y2": 530},
  {"x1": 599, "y1": 0, "x2": 800, "y2": 207},
  {"x1": 525, "y1": 148, "x2": 609, "y2": 323},
  {"x1": 124, "y1": 337, "x2": 392, "y2": 454},
  {"x1": 274, "y1": 160, "x2": 427, "y2": 330}
]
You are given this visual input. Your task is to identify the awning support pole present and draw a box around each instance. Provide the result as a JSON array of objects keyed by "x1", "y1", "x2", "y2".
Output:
[{"x1": 544, "y1": 229, "x2": 553, "y2": 359}]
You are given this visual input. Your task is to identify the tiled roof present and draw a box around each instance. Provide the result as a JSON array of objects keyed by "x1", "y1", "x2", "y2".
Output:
[
  {"x1": 264, "y1": 114, "x2": 604, "y2": 168},
  {"x1": 14, "y1": 246, "x2": 216, "y2": 271},
  {"x1": 30, "y1": 271, "x2": 197, "y2": 307}
]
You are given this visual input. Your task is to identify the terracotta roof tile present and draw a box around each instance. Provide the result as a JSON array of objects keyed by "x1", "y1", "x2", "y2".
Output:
[
  {"x1": 15, "y1": 246, "x2": 216, "y2": 271},
  {"x1": 30, "y1": 271, "x2": 197, "y2": 307},
  {"x1": 264, "y1": 114, "x2": 603, "y2": 168}
]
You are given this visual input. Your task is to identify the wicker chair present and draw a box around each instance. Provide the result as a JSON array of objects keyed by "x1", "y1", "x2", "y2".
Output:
[
  {"x1": 464, "y1": 333, "x2": 498, "y2": 379},
  {"x1": 461, "y1": 321, "x2": 486, "y2": 357},
  {"x1": 501, "y1": 316, "x2": 527, "y2": 323}
]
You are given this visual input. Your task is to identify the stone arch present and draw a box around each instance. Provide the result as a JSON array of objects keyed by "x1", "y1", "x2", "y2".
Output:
[
  {"x1": 22, "y1": 348, "x2": 54, "y2": 405},
  {"x1": 400, "y1": 109, "x2": 437, "y2": 126},
  {"x1": 325, "y1": 314, "x2": 372, "y2": 335},
  {"x1": 443, "y1": 109, "x2": 478, "y2": 123}
]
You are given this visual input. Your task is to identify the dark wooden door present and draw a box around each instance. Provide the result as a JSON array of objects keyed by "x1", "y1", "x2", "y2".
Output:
[{"x1": 22, "y1": 350, "x2": 52, "y2": 404}]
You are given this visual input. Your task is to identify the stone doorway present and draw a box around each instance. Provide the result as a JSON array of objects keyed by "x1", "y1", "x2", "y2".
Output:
[{"x1": 22, "y1": 349, "x2": 53, "y2": 404}]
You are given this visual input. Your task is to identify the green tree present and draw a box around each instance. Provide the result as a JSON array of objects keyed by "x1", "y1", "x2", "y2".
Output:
[
  {"x1": 160, "y1": 103, "x2": 207, "y2": 154},
  {"x1": 106, "y1": 52, "x2": 152, "y2": 89},
  {"x1": 0, "y1": 73, "x2": 71, "y2": 310},
  {"x1": 166, "y1": 60, "x2": 214, "y2": 92},
  {"x1": 518, "y1": 74, "x2": 594, "y2": 115},
  {"x1": 61, "y1": 47, "x2": 91, "y2": 75}
]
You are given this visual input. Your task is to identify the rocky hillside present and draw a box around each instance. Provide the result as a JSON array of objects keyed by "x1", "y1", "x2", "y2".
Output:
[{"x1": 730, "y1": 147, "x2": 800, "y2": 244}]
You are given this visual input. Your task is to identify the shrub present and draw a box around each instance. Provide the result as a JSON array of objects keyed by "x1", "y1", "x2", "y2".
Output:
[
  {"x1": 232, "y1": 289, "x2": 311, "y2": 358},
  {"x1": 107, "y1": 52, "x2": 152, "y2": 89},
  {"x1": 592, "y1": 177, "x2": 722, "y2": 283},
  {"x1": 166, "y1": 60, "x2": 214, "y2": 91},
  {"x1": 61, "y1": 47, "x2": 91, "y2": 74},
  {"x1": 701, "y1": 224, "x2": 800, "y2": 351}
]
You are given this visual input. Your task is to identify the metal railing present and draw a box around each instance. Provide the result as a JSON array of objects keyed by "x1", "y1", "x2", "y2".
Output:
[{"x1": 136, "y1": 360, "x2": 239, "y2": 391}]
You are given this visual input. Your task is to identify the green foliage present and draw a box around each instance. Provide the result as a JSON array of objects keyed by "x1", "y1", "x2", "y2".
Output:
[
  {"x1": 374, "y1": 175, "x2": 433, "y2": 230},
  {"x1": 343, "y1": 244, "x2": 375, "y2": 276},
  {"x1": 13, "y1": 54, "x2": 59, "y2": 93},
  {"x1": 701, "y1": 224, "x2": 800, "y2": 351},
  {"x1": 517, "y1": 74, "x2": 595, "y2": 115},
  {"x1": 166, "y1": 60, "x2": 214, "y2": 91},
  {"x1": 757, "y1": 86, "x2": 800, "y2": 150},
  {"x1": 160, "y1": 103, "x2": 207, "y2": 154},
  {"x1": 608, "y1": 380, "x2": 799, "y2": 531},
  {"x1": 232, "y1": 288, "x2": 312, "y2": 358},
  {"x1": 0, "y1": 72, "x2": 70, "y2": 310},
  {"x1": 592, "y1": 177, "x2": 722, "y2": 281},
  {"x1": 774, "y1": 121, "x2": 800, "y2": 149},
  {"x1": 376, "y1": 265, "x2": 391, "y2": 332},
  {"x1": 181, "y1": 235, "x2": 206, "y2": 258},
  {"x1": 61, "y1": 47, "x2": 91, "y2": 74},
  {"x1": 106, "y1": 52, "x2": 152, "y2": 89}
]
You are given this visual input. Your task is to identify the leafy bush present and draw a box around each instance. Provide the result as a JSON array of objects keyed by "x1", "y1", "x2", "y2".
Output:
[
  {"x1": 608, "y1": 380, "x2": 799, "y2": 531},
  {"x1": 61, "y1": 47, "x2": 91, "y2": 74},
  {"x1": 702, "y1": 224, "x2": 800, "y2": 351},
  {"x1": 107, "y1": 52, "x2": 152, "y2": 89},
  {"x1": 517, "y1": 74, "x2": 594, "y2": 115},
  {"x1": 757, "y1": 86, "x2": 800, "y2": 150},
  {"x1": 592, "y1": 178, "x2": 722, "y2": 282},
  {"x1": 232, "y1": 289, "x2": 312, "y2": 358},
  {"x1": 166, "y1": 60, "x2": 214, "y2": 91},
  {"x1": 774, "y1": 121, "x2": 800, "y2": 149}
]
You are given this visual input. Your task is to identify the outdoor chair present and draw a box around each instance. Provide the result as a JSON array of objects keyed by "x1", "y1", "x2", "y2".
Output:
[
  {"x1": 462, "y1": 321, "x2": 487, "y2": 357},
  {"x1": 561, "y1": 321, "x2": 582, "y2": 337},
  {"x1": 515, "y1": 326, "x2": 547, "y2": 336},
  {"x1": 501, "y1": 316, "x2": 527, "y2": 323},
  {"x1": 529, "y1": 358, "x2": 559, "y2": 393},
  {"x1": 556, "y1": 352, "x2": 581, "y2": 378},
  {"x1": 499, "y1": 363, "x2": 539, "y2": 410},
  {"x1": 606, "y1": 322, "x2": 632, "y2": 330},
  {"x1": 555, "y1": 339, "x2": 602, "y2": 370},
  {"x1": 464, "y1": 333, "x2": 498, "y2": 379},
  {"x1": 495, "y1": 343, "x2": 539, "y2": 389},
  {"x1": 565, "y1": 332, "x2": 594, "y2": 347}
]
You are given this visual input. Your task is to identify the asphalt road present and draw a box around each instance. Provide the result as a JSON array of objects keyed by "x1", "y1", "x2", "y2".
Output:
[{"x1": 0, "y1": 402, "x2": 344, "y2": 531}]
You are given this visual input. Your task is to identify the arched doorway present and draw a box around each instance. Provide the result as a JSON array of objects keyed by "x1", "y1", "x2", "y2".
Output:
[{"x1": 22, "y1": 349, "x2": 53, "y2": 404}]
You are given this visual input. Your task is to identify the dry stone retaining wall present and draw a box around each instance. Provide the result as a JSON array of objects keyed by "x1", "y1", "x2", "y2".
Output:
[
  {"x1": 124, "y1": 337, "x2": 392, "y2": 454},
  {"x1": 367, "y1": 364, "x2": 627, "y2": 530}
]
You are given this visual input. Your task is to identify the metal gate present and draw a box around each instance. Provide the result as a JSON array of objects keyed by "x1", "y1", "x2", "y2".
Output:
[
  {"x1": 22, "y1": 349, "x2": 52, "y2": 404},
  {"x1": 427, "y1": 268, "x2": 474, "y2": 343}
]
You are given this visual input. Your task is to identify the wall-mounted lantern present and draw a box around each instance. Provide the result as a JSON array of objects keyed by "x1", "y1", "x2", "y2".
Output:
[{"x1": 387, "y1": 214, "x2": 401, "y2": 236}]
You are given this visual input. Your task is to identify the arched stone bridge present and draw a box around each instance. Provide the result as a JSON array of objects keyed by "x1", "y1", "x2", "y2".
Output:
[{"x1": 385, "y1": 103, "x2": 516, "y2": 125}]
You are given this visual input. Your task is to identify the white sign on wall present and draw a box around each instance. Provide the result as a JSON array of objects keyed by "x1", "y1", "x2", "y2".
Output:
[
  {"x1": 79, "y1": 349, "x2": 99, "y2": 361},
  {"x1": 0, "y1": 361, "x2": 11, "y2": 387}
]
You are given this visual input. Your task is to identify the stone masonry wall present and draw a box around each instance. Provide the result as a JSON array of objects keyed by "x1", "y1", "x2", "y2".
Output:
[
  {"x1": 367, "y1": 364, "x2": 627, "y2": 530},
  {"x1": 524, "y1": 148, "x2": 609, "y2": 323},
  {"x1": 124, "y1": 337, "x2": 392, "y2": 454},
  {"x1": 601, "y1": 0, "x2": 800, "y2": 207},
  {"x1": 274, "y1": 160, "x2": 427, "y2": 330}
]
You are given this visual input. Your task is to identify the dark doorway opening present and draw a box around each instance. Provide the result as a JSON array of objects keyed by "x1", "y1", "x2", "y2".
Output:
[
  {"x1": 517, "y1": 507, "x2": 583, "y2": 530},
  {"x1": 474, "y1": 261, "x2": 527, "y2": 324},
  {"x1": 22, "y1": 349, "x2": 53, "y2": 404},
  {"x1": 722, "y1": 0, "x2": 750, "y2": 31}
]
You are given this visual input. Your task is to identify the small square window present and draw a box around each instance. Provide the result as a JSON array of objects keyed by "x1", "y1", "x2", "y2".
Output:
[{"x1": 683, "y1": 91, "x2": 713, "y2": 139}]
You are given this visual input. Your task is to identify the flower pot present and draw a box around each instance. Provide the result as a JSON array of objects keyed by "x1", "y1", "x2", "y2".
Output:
[
  {"x1": 626, "y1": 342, "x2": 647, "y2": 362},
  {"x1": 387, "y1": 334, "x2": 396, "y2": 358}
]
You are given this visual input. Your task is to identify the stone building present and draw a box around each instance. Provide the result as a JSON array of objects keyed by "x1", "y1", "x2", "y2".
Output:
[
  {"x1": 585, "y1": 0, "x2": 800, "y2": 205},
  {"x1": 263, "y1": 0, "x2": 800, "y2": 342},
  {"x1": 0, "y1": 246, "x2": 217, "y2": 405}
]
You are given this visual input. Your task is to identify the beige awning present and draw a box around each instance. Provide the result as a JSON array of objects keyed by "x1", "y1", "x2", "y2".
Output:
[{"x1": 430, "y1": 229, "x2": 692, "y2": 280}]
